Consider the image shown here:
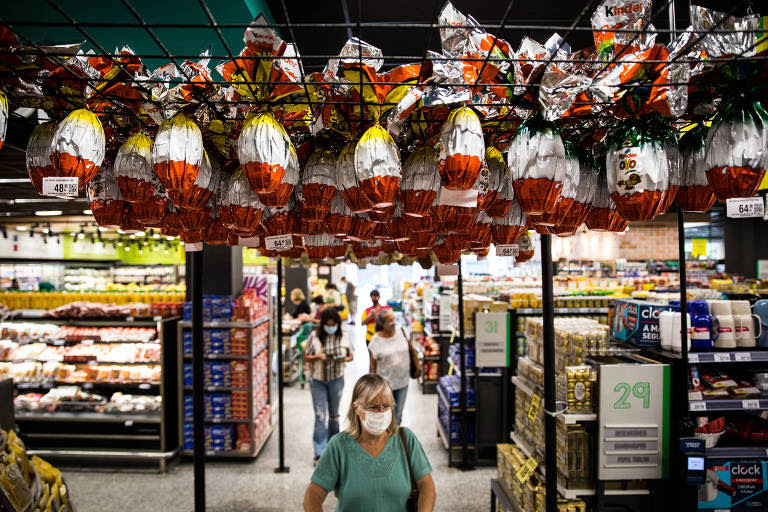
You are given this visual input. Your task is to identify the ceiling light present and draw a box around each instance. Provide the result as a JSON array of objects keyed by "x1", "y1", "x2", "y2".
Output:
[
  {"x1": 98, "y1": 227, "x2": 108, "y2": 232},
  {"x1": 117, "y1": 241, "x2": 123, "y2": 247},
  {"x1": 153, "y1": 233, "x2": 161, "y2": 239},
  {"x1": 83, "y1": 209, "x2": 93, "y2": 215},
  {"x1": 129, "y1": 234, "x2": 136, "y2": 240},
  {"x1": 166, "y1": 236, "x2": 175, "y2": 241},
  {"x1": 117, "y1": 229, "x2": 125, "y2": 234},
  {"x1": 0, "y1": 179, "x2": 32, "y2": 184},
  {"x1": 35, "y1": 210, "x2": 63, "y2": 216},
  {"x1": 42, "y1": 228, "x2": 49, "y2": 234},
  {"x1": 77, "y1": 233, "x2": 85, "y2": 239},
  {"x1": 136, "y1": 231, "x2": 145, "y2": 237},
  {"x1": 15, "y1": 226, "x2": 28, "y2": 231},
  {"x1": 164, "y1": 249, "x2": 169, "y2": 255},
  {"x1": 125, "y1": 245, "x2": 130, "y2": 252}
]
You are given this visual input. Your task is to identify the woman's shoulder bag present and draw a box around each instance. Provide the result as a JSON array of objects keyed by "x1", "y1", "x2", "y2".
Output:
[{"x1": 399, "y1": 427, "x2": 419, "y2": 512}]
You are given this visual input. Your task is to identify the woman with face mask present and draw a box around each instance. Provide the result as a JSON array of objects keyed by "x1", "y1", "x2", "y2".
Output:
[
  {"x1": 304, "y1": 308, "x2": 354, "y2": 465},
  {"x1": 368, "y1": 310, "x2": 412, "y2": 425},
  {"x1": 303, "y1": 374, "x2": 436, "y2": 512}
]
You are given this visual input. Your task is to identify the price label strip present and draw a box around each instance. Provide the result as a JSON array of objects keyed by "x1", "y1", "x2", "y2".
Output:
[
  {"x1": 735, "y1": 352, "x2": 752, "y2": 362},
  {"x1": 690, "y1": 401, "x2": 707, "y2": 412},
  {"x1": 42, "y1": 176, "x2": 79, "y2": 197},
  {"x1": 515, "y1": 456, "x2": 539, "y2": 484},
  {"x1": 743, "y1": 400, "x2": 762, "y2": 410},
  {"x1": 495, "y1": 244, "x2": 519, "y2": 257},
  {"x1": 528, "y1": 392, "x2": 541, "y2": 421},
  {"x1": 726, "y1": 196, "x2": 765, "y2": 219},
  {"x1": 265, "y1": 234, "x2": 293, "y2": 251},
  {"x1": 688, "y1": 353, "x2": 699, "y2": 363},
  {"x1": 714, "y1": 353, "x2": 731, "y2": 362}
]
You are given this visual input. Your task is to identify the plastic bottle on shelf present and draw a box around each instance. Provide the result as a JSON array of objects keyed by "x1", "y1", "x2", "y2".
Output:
[{"x1": 688, "y1": 301, "x2": 714, "y2": 350}]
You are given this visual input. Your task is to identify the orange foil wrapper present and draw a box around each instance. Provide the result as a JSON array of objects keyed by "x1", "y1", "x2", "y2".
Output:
[
  {"x1": 90, "y1": 199, "x2": 127, "y2": 229},
  {"x1": 133, "y1": 196, "x2": 170, "y2": 227},
  {"x1": 705, "y1": 166, "x2": 766, "y2": 201},
  {"x1": 438, "y1": 107, "x2": 485, "y2": 190},
  {"x1": 162, "y1": 209, "x2": 184, "y2": 237},
  {"x1": 180, "y1": 230, "x2": 204, "y2": 244},
  {"x1": 152, "y1": 113, "x2": 204, "y2": 194},
  {"x1": 432, "y1": 205, "x2": 478, "y2": 234},
  {"x1": 677, "y1": 185, "x2": 715, "y2": 213},
  {"x1": 178, "y1": 206, "x2": 212, "y2": 232},
  {"x1": 513, "y1": 177, "x2": 563, "y2": 216},
  {"x1": 220, "y1": 204, "x2": 263, "y2": 234},
  {"x1": 348, "y1": 214, "x2": 376, "y2": 242}
]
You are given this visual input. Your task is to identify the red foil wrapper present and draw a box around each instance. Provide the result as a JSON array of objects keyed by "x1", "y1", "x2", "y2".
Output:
[
  {"x1": 401, "y1": 146, "x2": 440, "y2": 217},
  {"x1": 133, "y1": 195, "x2": 169, "y2": 227},
  {"x1": 226, "y1": 232, "x2": 240, "y2": 246},
  {"x1": 677, "y1": 185, "x2": 715, "y2": 213},
  {"x1": 120, "y1": 208, "x2": 144, "y2": 233},
  {"x1": 432, "y1": 205, "x2": 477, "y2": 234},
  {"x1": 348, "y1": 214, "x2": 376, "y2": 242},
  {"x1": 258, "y1": 181, "x2": 295, "y2": 208},
  {"x1": 202, "y1": 218, "x2": 229, "y2": 245},
  {"x1": 355, "y1": 124, "x2": 401, "y2": 208},
  {"x1": 432, "y1": 244, "x2": 461, "y2": 265},
  {"x1": 337, "y1": 142, "x2": 371, "y2": 213},
  {"x1": 90, "y1": 199, "x2": 127, "y2": 229},
  {"x1": 585, "y1": 207, "x2": 629, "y2": 232},
  {"x1": 404, "y1": 214, "x2": 435, "y2": 233},
  {"x1": 360, "y1": 175, "x2": 400, "y2": 210},
  {"x1": 706, "y1": 166, "x2": 765, "y2": 201},
  {"x1": 305, "y1": 246, "x2": 331, "y2": 260},
  {"x1": 161, "y1": 209, "x2": 184, "y2": 237},
  {"x1": 220, "y1": 204, "x2": 264, "y2": 234},
  {"x1": 117, "y1": 176, "x2": 156, "y2": 204},
  {"x1": 373, "y1": 223, "x2": 389, "y2": 240},
  {"x1": 368, "y1": 205, "x2": 396, "y2": 223},
  {"x1": 181, "y1": 230, "x2": 204, "y2": 244},
  {"x1": 179, "y1": 206, "x2": 212, "y2": 232},
  {"x1": 300, "y1": 183, "x2": 337, "y2": 221},
  {"x1": 169, "y1": 150, "x2": 219, "y2": 211},
  {"x1": 262, "y1": 208, "x2": 298, "y2": 237},
  {"x1": 513, "y1": 177, "x2": 562, "y2": 216},
  {"x1": 444, "y1": 233, "x2": 472, "y2": 251}
]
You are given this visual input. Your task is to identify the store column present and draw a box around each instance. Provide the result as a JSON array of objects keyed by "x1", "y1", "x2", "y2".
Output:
[{"x1": 201, "y1": 245, "x2": 244, "y2": 296}]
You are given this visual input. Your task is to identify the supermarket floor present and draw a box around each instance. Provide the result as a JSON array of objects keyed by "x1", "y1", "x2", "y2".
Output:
[{"x1": 62, "y1": 322, "x2": 495, "y2": 512}]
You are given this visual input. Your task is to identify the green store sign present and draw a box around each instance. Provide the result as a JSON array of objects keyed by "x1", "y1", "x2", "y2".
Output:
[{"x1": 63, "y1": 237, "x2": 185, "y2": 265}]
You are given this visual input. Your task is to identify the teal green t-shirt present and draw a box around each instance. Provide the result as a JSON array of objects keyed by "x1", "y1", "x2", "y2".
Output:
[{"x1": 311, "y1": 428, "x2": 432, "y2": 512}]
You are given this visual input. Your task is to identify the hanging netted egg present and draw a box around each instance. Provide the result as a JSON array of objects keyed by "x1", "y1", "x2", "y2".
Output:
[
  {"x1": 491, "y1": 200, "x2": 527, "y2": 246},
  {"x1": 218, "y1": 167, "x2": 266, "y2": 235},
  {"x1": 26, "y1": 122, "x2": 58, "y2": 195},
  {"x1": 87, "y1": 165, "x2": 128, "y2": 229},
  {"x1": 258, "y1": 141, "x2": 299, "y2": 207},
  {"x1": 400, "y1": 145, "x2": 440, "y2": 217},
  {"x1": 337, "y1": 141, "x2": 370, "y2": 213},
  {"x1": 438, "y1": 106, "x2": 484, "y2": 190},
  {"x1": 677, "y1": 125, "x2": 716, "y2": 213},
  {"x1": 238, "y1": 112, "x2": 292, "y2": 194},
  {"x1": 355, "y1": 124, "x2": 401, "y2": 208},
  {"x1": 300, "y1": 148, "x2": 338, "y2": 221},
  {"x1": 161, "y1": 206, "x2": 184, "y2": 237},
  {"x1": 152, "y1": 112, "x2": 204, "y2": 195},
  {"x1": 169, "y1": 149, "x2": 220, "y2": 211},
  {"x1": 326, "y1": 194, "x2": 354, "y2": 238},
  {"x1": 51, "y1": 108, "x2": 105, "y2": 192},
  {"x1": 131, "y1": 181, "x2": 170, "y2": 228},
  {"x1": 114, "y1": 131, "x2": 155, "y2": 203},
  {"x1": 585, "y1": 170, "x2": 629, "y2": 232}
]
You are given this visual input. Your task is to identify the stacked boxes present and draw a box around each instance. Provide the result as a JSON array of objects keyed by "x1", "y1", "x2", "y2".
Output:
[
  {"x1": 183, "y1": 393, "x2": 233, "y2": 420},
  {"x1": 182, "y1": 423, "x2": 234, "y2": 452},
  {"x1": 231, "y1": 360, "x2": 249, "y2": 388},
  {"x1": 252, "y1": 322, "x2": 269, "y2": 354},
  {"x1": 182, "y1": 362, "x2": 233, "y2": 387},
  {"x1": 438, "y1": 375, "x2": 476, "y2": 444},
  {"x1": 184, "y1": 295, "x2": 234, "y2": 322},
  {"x1": 556, "y1": 422, "x2": 594, "y2": 489},
  {"x1": 556, "y1": 366, "x2": 596, "y2": 414},
  {"x1": 182, "y1": 329, "x2": 232, "y2": 356},
  {"x1": 230, "y1": 328, "x2": 249, "y2": 356},
  {"x1": 450, "y1": 294, "x2": 508, "y2": 334}
]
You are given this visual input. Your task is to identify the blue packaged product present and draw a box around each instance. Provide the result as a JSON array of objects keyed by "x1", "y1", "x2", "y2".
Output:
[
  {"x1": 183, "y1": 364, "x2": 193, "y2": 387},
  {"x1": 689, "y1": 300, "x2": 715, "y2": 350},
  {"x1": 184, "y1": 302, "x2": 192, "y2": 321},
  {"x1": 183, "y1": 330, "x2": 192, "y2": 355},
  {"x1": 184, "y1": 395, "x2": 193, "y2": 419},
  {"x1": 211, "y1": 296, "x2": 233, "y2": 321}
]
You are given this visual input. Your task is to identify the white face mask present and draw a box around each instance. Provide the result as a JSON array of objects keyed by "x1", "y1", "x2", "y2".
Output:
[{"x1": 359, "y1": 407, "x2": 392, "y2": 436}]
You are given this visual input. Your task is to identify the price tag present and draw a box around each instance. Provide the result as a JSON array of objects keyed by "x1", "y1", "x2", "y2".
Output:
[
  {"x1": 124, "y1": 420, "x2": 134, "y2": 427},
  {"x1": 153, "y1": 316, "x2": 163, "y2": 322},
  {"x1": 735, "y1": 352, "x2": 752, "y2": 362},
  {"x1": 126, "y1": 316, "x2": 134, "y2": 322},
  {"x1": 138, "y1": 383, "x2": 151, "y2": 390},
  {"x1": 528, "y1": 392, "x2": 541, "y2": 421},
  {"x1": 82, "y1": 339, "x2": 95, "y2": 345},
  {"x1": 449, "y1": 330, "x2": 456, "y2": 344},
  {"x1": 82, "y1": 383, "x2": 94, "y2": 390},
  {"x1": 743, "y1": 400, "x2": 761, "y2": 410},
  {"x1": 714, "y1": 353, "x2": 731, "y2": 362},
  {"x1": 726, "y1": 196, "x2": 765, "y2": 218},
  {"x1": 185, "y1": 242, "x2": 204, "y2": 252},
  {"x1": 496, "y1": 244, "x2": 519, "y2": 257},
  {"x1": 42, "y1": 176, "x2": 79, "y2": 197},
  {"x1": 515, "y1": 456, "x2": 539, "y2": 484},
  {"x1": 689, "y1": 353, "x2": 699, "y2": 363},
  {"x1": 690, "y1": 401, "x2": 706, "y2": 411},
  {"x1": 53, "y1": 340, "x2": 65, "y2": 346},
  {"x1": 448, "y1": 361, "x2": 455, "y2": 376},
  {"x1": 689, "y1": 391, "x2": 703, "y2": 401},
  {"x1": 265, "y1": 234, "x2": 293, "y2": 251}
]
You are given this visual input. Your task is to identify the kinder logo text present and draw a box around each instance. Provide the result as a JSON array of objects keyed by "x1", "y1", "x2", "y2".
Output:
[{"x1": 605, "y1": 3, "x2": 644, "y2": 17}]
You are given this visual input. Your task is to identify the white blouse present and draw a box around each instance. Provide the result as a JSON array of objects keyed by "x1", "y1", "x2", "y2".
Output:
[{"x1": 368, "y1": 330, "x2": 411, "y2": 391}]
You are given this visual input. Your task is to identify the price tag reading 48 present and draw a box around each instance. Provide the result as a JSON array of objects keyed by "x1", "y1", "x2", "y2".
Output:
[{"x1": 42, "y1": 177, "x2": 79, "y2": 197}]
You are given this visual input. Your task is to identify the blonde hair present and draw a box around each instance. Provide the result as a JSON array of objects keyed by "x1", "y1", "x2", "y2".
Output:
[
  {"x1": 345, "y1": 374, "x2": 398, "y2": 439},
  {"x1": 290, "y1": 288, "x2": 305, "y2": 302}
]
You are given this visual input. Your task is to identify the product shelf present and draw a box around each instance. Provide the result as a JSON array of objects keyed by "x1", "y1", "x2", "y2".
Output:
[
  {"x1": 689, "y1": 399, "x2": 768, "y2": 413},
  {"x1": 688, "y1": 350, "x2": 768, "y2": 363},
  {"x1": 183, "y1": 386, "x2": 249, "y2": 393},
  {"x1": 436, "y1": 418, "x2": 475, "y2": 451},
  {"x1": 707, "y1": 446, "x2": 768, "y2": 459},
  {"x1": 511, "y1": 307, "x2": 612, "y2": 315},
  {"x1": 490, "y1": 478, "x2": 524, "y2": 512},
  {"x1": 178, "y1": 316, "x2": 269, "y2": 329},
  {"x1": 182, "y1": 353, "x2": 251, "y2": 361},
  {"x1": 16, "y1": 411, "x2": 161, "y2": 423},
  {"x1": 437, "y1": 385, "x2": 476, "y2": 413}
]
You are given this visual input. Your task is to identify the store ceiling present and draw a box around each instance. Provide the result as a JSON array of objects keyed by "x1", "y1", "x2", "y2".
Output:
[{"x1": 0, "y1": 0, "x2": 747, "y2": 220}]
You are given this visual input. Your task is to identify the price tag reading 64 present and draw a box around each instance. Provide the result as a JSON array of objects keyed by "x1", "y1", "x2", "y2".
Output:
[
  {"x1": 496, "y1": 244, "x2": 519, "y2": 257},
  {"x1": 265, "y1": 234, "x2": 294, "y2": 251},
  {"x1": 726, "y1": 197, "x2": 765, "y2": 219}
]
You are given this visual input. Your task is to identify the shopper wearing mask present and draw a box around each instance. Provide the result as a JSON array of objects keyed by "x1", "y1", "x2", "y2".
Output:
[
  {"x1": 304, "y1": 309, "x2": 354, "y2": 464},
  {"x1": 362, "y1": 289, "x2": 390, "y2": 345},
  {"x1": 303, "y1": 374, "x2": 436, "y2": 512},
  {"x1": 368, "y1": 309, "x2": 412, "y2": 425}
]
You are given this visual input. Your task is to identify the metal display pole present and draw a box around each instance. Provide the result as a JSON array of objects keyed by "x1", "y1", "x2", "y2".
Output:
[
  {"x1": 275, "y1": 257, "x2": 290, "y2": 473},
  {"x1": 541, "y1": 235, "x2": 557, "y2": 512},
  {"x1": 457, "y1": 258, "x2": 471, "y2": 469},
  {"x1": 190, "y1": 250, "x2": 205, "y2": 512}
]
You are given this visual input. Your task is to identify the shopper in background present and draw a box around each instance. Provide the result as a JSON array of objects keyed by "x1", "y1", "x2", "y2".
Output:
[
  {"x1": 361, "y1": 289, "x2": 389, "y2": 345},
  {"x1": 368, "y1": 309, "x2": 411, "y2": 425},
  {"x1": 290, "y1": 288, "x2": 312, "y2": 321},
  {"x1": 304, "y1": 308, "x2": 354, "y2": 465},
  {"x1": 341, "y1": 277, "x2": 356, "y2": 325},
  {"x1": 325, "y1": 283, "x2": 343, "y2": 308},
  {"x1": 311, "y1": 295, "x2": 326, "y2": 322},
  {"x1": 303, "y1": 374, "x2": 436, "y2": 512}
]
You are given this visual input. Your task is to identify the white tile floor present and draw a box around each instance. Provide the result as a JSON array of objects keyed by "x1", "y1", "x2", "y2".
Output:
[{"x1": 61, "y1": 321, "x2": 495, "y2": 511}]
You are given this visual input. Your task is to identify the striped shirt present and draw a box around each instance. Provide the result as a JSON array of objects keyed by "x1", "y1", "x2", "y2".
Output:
[{"x1": 304, "y1": 330, "x2": 353, "y2": 381}]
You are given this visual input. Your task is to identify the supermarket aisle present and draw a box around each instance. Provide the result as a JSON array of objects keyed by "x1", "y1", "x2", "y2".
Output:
[{"x1": 63, "y1": 322, "x2": 493, "y2": 511}]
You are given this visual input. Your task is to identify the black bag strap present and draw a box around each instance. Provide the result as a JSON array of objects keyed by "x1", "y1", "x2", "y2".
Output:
[{"x1": 399, "y1": 427, "x2": 418, "y2": 494}]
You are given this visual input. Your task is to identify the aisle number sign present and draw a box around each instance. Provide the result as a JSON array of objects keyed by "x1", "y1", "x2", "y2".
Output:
[
  {"x1": 598, "y1": 363, "x2": 670, "y2": 480},
  {"x1": 515, "y1": 457, "x2": 539, "y2": 484},
  {"x1": 475, "y1": 312, "x2": 510, "y2": 367}
]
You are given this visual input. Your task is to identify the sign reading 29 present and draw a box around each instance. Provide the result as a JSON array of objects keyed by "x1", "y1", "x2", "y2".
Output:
[{"x1": 613, "y1": 381, "x2": 651, "y2": 410}]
